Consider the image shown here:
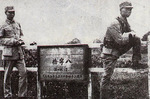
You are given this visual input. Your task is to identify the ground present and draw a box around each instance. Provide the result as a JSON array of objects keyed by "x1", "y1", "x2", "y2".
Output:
[{"x1": 0, "y1": 69, "x2": 148, "y2": 99}]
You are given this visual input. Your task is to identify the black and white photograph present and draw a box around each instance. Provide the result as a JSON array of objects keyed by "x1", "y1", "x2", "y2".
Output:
[{"x1": 0, "y1": 0, "x2": 149, "y2": 99}]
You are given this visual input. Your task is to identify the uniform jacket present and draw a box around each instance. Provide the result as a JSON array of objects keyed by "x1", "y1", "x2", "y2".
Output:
[
  {"x1": 102, "y1": 17, "x2": 132, "y2": 57},
  {"x1": 0, "y1": 19, "x2": 24, "y2": 60}
]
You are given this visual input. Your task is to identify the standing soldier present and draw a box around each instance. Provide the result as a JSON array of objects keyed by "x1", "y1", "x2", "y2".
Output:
[
  {"x1": 0, "y1": 6, "x2": 27, "y2": 98},
  {"x1": 100, "y1": 1, "x2": 141, "y2": 99}
]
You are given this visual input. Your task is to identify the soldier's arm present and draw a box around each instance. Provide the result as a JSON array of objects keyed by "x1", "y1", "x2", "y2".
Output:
[
  {"x1": 0, "y1": 38, "x2": 18, "y2": 46},
  {"x1": 18, "y1": 22, "x2": 23, "y2": 37},
  {"x1": 108, "y1": 22, "x2": 129, "y2": 45},
  {"x1": 0, "y1": 25, "x2": 4, "y2": 37}
]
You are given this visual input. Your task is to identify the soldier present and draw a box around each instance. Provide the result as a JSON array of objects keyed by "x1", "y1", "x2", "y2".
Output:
[
  {"x1": 0, "y1": 6, "x2": 27, "y2": 98},
  {"x1": 100, "y1": 1, "x2": 141, "y2": 99}
]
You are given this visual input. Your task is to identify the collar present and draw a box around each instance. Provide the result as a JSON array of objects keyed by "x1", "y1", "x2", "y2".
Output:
[
  {"x1": 118, "y1": 16, "x2": 128, "y2": 23},
  {"x1": 6, "y1": 19, "x2": 15, "y2": 24}
]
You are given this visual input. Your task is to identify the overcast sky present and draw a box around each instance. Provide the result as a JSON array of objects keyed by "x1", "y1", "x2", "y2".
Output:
[{"x1": 0, "y1": 0, "x2": 150, "y2": 45}]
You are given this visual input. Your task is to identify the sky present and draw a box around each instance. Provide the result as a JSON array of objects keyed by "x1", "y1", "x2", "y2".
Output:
[{"x1": 0, "y1": 0, "x2": 150, "y2": 46}]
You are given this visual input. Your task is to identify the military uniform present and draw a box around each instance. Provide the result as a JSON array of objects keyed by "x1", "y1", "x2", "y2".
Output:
[
  {"x1": 0, "y1": 6, "x2": 27, "y2": 98},
  {"x1": 100, "y1": 2, "x2": 141, "y2": 99}
]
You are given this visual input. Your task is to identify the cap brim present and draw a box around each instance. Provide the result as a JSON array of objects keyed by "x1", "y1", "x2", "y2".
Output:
[
  {"x1": 124, "y1": 6, "x2": 133, "y2": 9},
  {"x1": 7, "y1": 10, "x2": 15, "y2": 12}
]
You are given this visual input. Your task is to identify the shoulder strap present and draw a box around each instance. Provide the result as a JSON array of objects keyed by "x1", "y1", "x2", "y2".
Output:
[
  {"x1": 116, "y1": 17, "x2": 131, "y2": 33},
  {"x1": 116, "y1": 17, "x2": 124, "y2": 34}
]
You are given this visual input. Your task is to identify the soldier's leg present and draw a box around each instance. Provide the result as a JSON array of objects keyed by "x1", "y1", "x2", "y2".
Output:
[
  {"x1": 118, "y1": 43, "x2": 132, "y2": 55},
  {"x1": 3, "y1": 60, "x2": 15, "y2": 98},
  {"x1": 15, "y1": 59, "x2": 27, "y2": 97},
  {"x1": 119, "y1": 36, "x2": 141, "y2": 61},
  {"x1": 100, "y1": 55, "x2": 117, "y2": 99},
  {"x1": 118, "y1": 37, "x2": 141, "y2": 69}
]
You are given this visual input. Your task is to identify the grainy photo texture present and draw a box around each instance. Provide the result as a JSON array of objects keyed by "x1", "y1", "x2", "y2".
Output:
[{"x1": 0, "y1": 0, "x2": 149, "y2": 99}]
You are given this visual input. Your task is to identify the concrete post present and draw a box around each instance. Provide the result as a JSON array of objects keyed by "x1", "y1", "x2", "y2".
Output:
[
  {"x1": 148, "y1": 36, "x2": 150, "y2": 99},
  {"x1": 88, "y1": 72, "x2": 92, "y2": 99},
  {"x1": 37, "y1": 72, "x2": 41, "y2": 99}
]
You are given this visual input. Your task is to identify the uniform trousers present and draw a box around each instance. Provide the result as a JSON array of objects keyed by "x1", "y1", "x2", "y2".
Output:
[
  {"x1": 100, "y1": 55, "x2": 117, "y2": 99},
  {"x1": 100, "y1": 36, "x2": 141, "y2": 99},
  {"x1": 3, "y1": 59, "x2": 27, "y2": 98}
]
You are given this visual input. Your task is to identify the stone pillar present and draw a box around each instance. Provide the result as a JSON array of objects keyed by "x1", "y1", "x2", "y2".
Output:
[
  {"x1": 37, "y1": 72, "x2": 41, "y2": 99},
  {"x1": 148, "y1": 36, "x2": 150, "y2": 99},
  {"x1": 88, "y1": 72, "x2": 92, "y2": 99}
]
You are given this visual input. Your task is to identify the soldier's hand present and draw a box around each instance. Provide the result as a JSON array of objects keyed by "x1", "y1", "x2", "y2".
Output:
[
  {"x1": 129, "y1": 31, "x2": 136, "y2": 36},
  {"x1": 16, "y1": 39, "x2": 25, "y2": 46},
  {"x1": 129, "y1": 33, "x2": 135, "y2": 46},
  {"x1": 19, "y1": 39, "x2": 25, "y2": 45},
  {"x1": 122, "y1": 33, "x2": 130, "y2": 38}
]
